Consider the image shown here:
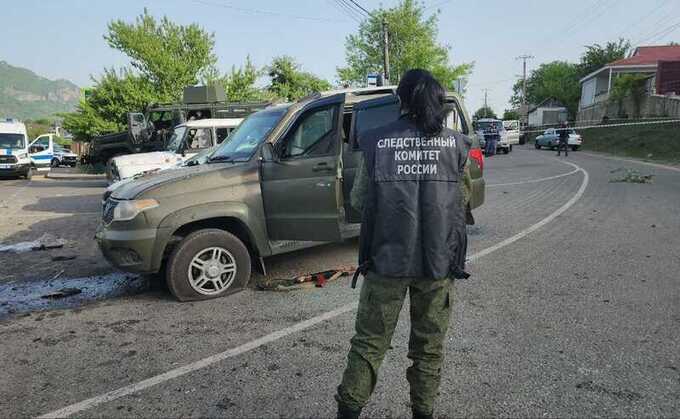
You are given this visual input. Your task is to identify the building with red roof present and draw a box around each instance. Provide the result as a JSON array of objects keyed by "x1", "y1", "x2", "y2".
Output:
[{"x1": 579, "y1": 45, "x2": 680, "y2": 110}]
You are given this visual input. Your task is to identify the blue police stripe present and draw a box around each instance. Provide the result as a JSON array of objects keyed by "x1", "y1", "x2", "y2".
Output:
[{"x1": 31, "y1": 154, "x2": 53, "y2": 160}]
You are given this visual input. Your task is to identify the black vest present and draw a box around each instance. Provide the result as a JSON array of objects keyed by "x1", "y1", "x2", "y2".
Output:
[{"x1": 359, "y1": 118, "x2": 470, "y2": 279}]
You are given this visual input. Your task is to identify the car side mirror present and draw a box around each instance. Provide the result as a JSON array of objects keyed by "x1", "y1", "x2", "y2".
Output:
[{"x1": 261, "y1": 142, "x2": 277, "y2": 162}]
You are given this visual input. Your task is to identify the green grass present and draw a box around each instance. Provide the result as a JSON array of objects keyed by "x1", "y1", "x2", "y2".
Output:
[{"x1": 579, "y1": 122, "x2": 680, "y2": 164}]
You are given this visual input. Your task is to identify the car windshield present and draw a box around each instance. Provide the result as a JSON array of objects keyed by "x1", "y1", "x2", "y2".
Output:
[
  {"x1": 0, "y1": 133, "x2": 26, "y2": 149},
  {"x1": 209, "y1": 107, "x2": 288, "y2": 163},
  {"x1": 477, "y1": 121, "x2": 503, "y2": 130},
  {"x1": 165, "y1": 126, "x2": 188, "y2": 153}
]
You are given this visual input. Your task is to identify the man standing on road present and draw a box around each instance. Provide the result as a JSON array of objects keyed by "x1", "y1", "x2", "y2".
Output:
[
  {"x1": 336, "y1": 69, "x2": 471, "y2": 419},
  {"x1": 557, "y1": 121, "x2": 569, "y2": 157}
]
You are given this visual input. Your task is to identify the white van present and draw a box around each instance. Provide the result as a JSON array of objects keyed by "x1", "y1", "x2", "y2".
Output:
[
  {"x1": 502, "y1": 120, "x2": 521, "y2": 147},
  {"x1": 29, "y1": 133, "x2": 78, "y2": 170},
  {"x1": 107, "y1": 118, "x2": 242, "y2": 184},
  {"x1": 0, "y1": 118, "x2": 33, "y2": 179}
]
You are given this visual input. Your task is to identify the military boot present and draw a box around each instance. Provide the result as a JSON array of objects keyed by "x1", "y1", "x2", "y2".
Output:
[
  {"x1": 337, "y1": 404, "x2": 361, "y2": 419},
  {"x1": 413, "y1": 410, "x2": 434, "y2": 419}
]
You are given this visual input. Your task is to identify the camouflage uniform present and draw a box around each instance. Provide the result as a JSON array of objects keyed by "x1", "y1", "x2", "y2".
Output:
[
  {"x1": 336, "y1": 156, "x2": 467, "y2": 417},
  {"x1": 337, "y1": 271, "x2": 452, "y2": 416}
]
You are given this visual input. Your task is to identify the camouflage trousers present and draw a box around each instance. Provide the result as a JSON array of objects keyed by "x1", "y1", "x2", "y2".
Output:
[{"x1": 337, "y1": 271, "x2": 452, "y2": 416}]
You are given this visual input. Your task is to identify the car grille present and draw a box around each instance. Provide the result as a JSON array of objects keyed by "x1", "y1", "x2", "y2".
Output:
[
  {"x1": 0, "y1": 155, "x2": 18, "y2": 164},
  {"x1": 102, "y1": 198, "x2": 119, "y2": 225}
]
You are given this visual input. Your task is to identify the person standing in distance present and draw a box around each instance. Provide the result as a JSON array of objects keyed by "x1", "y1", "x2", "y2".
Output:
[
  {"x1": 557, "y1": 120, "x2": 569, "y2": 156},
  {"x1": 336, "y1": 69, "x2": 471, "y2": 419}
]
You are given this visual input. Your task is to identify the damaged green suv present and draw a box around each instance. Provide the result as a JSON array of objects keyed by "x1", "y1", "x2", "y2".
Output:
[{"x1": 96, "y1": 87, "x2": 485, "y2": 301}]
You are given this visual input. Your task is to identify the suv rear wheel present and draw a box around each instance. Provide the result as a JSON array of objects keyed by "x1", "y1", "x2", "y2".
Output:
[{"x1": 166, "y1": 229, "x2": 251, "y2": 301}]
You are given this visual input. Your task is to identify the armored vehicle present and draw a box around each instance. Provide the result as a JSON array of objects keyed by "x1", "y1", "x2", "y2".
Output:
[{"x1": 84, "y1": 86, "x2": 268, "y2": 166}]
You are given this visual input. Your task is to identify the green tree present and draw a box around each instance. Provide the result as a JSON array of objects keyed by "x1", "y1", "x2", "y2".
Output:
[
  {"x1": 267, "y1": 56, "x2": 331, "y2": 101},
  {"x1": 104, "y1": 9, "x2": 217, "y2": 101},
  {"x1": 62, "y1": 11, "x2": 217, "y2": 141},
  {"x1": 610, "y1": 74, "x2": 649, "y2": 118},
  {"x1": 337, "y1": 0, "x2": 472, "y2": 89},
  {"x1": 474, "y1": 106, "x2": 497, "y2": 120},
  {"x1": 63, "y1": 69, "x2": 157, "y2": 141},
  {"x1": 217, "y1": 56, "x2": 273, "y2": 102},
  {"x1": 510, "y1": 61, "x2": 581, "y2": 118},
  {"x1": 502, "y1": 109, "x2": 520, "y2": 120},
  {"x1": 577, "y1": 38, "x2": 631, "y2": 78}
]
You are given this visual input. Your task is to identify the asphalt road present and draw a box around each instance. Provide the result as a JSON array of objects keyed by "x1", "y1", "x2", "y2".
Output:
[{"x1": 1, "y1": 148, "x2": 679, "y2": 418}]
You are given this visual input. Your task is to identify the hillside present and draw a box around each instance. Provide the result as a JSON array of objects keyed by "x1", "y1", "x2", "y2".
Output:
[{"x1": 0, "y1": 61, "x2": 80, "y2": 121}]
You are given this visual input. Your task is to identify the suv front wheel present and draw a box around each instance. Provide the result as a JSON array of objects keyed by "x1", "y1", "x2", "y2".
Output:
[{"x1": 166, "y1": 229, "x2": 252, "y2": 301}]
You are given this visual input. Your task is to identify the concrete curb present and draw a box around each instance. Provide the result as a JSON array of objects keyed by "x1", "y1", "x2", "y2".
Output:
[{"x1": 44, "y1": 171, "x2": 107, "y2": 180}]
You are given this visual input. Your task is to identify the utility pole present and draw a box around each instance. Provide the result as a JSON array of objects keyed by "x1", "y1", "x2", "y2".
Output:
[
  {"x1": 483, "y1": 88, "x2": 489, "y2": 117},
  {"x1": 382, "y1": 18, "x2": 390, "y2": 82},
  {"x1": 516, "y1": 54, "x2": 534, "y2": 108}
]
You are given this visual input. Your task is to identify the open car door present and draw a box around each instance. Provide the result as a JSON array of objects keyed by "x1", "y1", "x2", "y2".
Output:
[
  {"x1": 260, "y1": 93, "x2": 346, "y2": 242},
  {"x1": 127, "y1": 112, "x2": 148, "y2": 145},
  {"x1": 343, "y1": 95, "x2": 400, "y2": 223}
]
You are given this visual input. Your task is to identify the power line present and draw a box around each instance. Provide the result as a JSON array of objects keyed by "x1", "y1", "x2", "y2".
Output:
[
  {"x1": 636, "y1": 19, "x2": 680, "y2": 45},
  {"x1": 190, "y1": 0, "x2": 339, "y2": 22},
  {"x1": 425, "y1": 0, "x2": 455, "y2": 11},
  {"x1": 345, "y1": 0, "x2": 373, "y2": 17},
  {"x1": 330, "y1": 0, "x2": 363, "y2": 23},
  {"x1": 630, "y1": 7, "x2": 678, "y2": 45},
  {"x1": 618, "y1": 0, "x2": 671, "y2": 39}
]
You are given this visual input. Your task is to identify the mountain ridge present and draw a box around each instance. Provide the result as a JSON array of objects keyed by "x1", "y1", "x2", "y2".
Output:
[{"x1": 0, "y1": 61, "x2": 80, "y2": 120}]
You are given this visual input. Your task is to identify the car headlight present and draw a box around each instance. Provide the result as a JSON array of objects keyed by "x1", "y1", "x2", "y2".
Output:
[{"x1": 113, "y1": 199, "x2": 159, "y2": 222}]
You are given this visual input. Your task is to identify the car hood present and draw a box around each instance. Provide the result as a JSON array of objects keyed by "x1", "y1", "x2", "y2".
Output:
[
  {"x1": 114, "y1": 151, "x2": 183, "y2": 168},
  {"x1": 111, "y1": 161, "x2": 245, "y2": 200}
]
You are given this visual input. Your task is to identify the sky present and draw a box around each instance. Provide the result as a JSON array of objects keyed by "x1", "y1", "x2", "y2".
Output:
[{"x1": 2, "y1": 0, "x2": 680, "y2": 115}]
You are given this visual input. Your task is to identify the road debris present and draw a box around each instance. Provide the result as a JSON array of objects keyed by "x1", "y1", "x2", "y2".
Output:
[
  {"x1": 0, "y1": 233, "x2": 67, "y2": 253},
  {"x1": 609, "y1": 168, "x2": 654, "y2": 184},
  {"x1": 51, "y1": 255, "x2": 78, "y2": 262},
  {"x1": 50, "y1": 270, "x2": 65, "y2": 281},
  {"x1": 40, "y1": 287, "x2": 82, "y2": 299},
  {"x1": 257, "y1": 267, "x2": 356, "y2": 291}
]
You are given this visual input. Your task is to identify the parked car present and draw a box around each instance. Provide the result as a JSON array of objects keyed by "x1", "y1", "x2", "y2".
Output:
[
  {"x1": 534, "y1": 128, "x2": 583, "y2": 151},
  {"x1": 476, "y1": 118, "x2": 511, "y2": 154},
  {"x1": 0, "y1": 118, "x2": 33, "y2": 179},
  {"x1": 96, "y1": 87, "x2": 485, "y2": 301},
  {"x1": 106, "y1": 118, "x2": 243, "y2": 184},
  {"x1": 29, "y1": 133, "x2": 78, "y2": 170}
]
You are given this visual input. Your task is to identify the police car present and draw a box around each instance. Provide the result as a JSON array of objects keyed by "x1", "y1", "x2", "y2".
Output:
[
  {"x1": 29, "y1": 133, "x2": 78, "y2": 170},
  {"x1": 0, "y1": 118, "x2": 34, "y2": 179}
]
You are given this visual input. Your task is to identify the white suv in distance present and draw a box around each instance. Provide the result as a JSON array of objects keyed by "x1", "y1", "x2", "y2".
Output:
[{"x1": 107, "y1": 118, "x2": 242, "y2": 184}]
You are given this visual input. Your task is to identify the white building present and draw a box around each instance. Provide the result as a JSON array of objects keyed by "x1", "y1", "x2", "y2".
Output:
[
  {"x1": 579, "y1": 45, "x2": 680, "y2": 110},
  {"x1": 527, "y1": 98, "x2": 568, "y2": 127}
]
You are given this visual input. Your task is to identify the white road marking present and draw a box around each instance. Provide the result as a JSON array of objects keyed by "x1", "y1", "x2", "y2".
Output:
[
  {"x1": 579, "y1": 152, "x2": 680, "y2": 173},
  {"x1": 469, "y1": 160, "x2": 588, "y2": 262},
  {"x1": 38, "y1": 159, "x2": 590, "y2": 418},
  {"x1": 487, "y1": 167, "x2": 579, "y2": 187}
]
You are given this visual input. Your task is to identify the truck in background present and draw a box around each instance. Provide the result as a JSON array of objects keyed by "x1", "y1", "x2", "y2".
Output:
[
  {"x1": 0, "y1": 118, "x2": 33, "y2": 179},
  {"x1": 83, "y1": 86, "x2": 270, "y2": 167}
]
